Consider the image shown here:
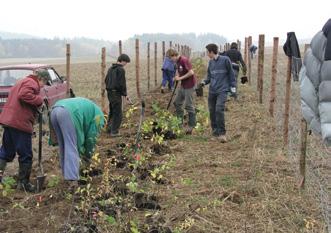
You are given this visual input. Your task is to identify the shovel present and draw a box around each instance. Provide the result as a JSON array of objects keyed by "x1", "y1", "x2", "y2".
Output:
[
  {"x1": 166, "y1": 81, "x2": 178, "y2": 110},
  {"x1": 36, "y1": 111, "x2": 47, "y2": 192}
]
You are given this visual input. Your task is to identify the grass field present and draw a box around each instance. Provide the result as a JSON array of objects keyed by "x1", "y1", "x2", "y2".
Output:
[{"x1": 0, "y1": 48, "x2": 329, "y2": 233}]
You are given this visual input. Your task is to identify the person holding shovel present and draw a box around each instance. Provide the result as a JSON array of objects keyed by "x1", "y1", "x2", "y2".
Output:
[
  {"x1": 0, "y1": 70, "x2": 49, "y2": 192},
  {"x1": 200, "y1": 44, "x2": 236, "y2": 143},
  {"x1": 49, "y1": 97, "x2": 104, "y2": 186},
  {"x1": 172, "y1": 50, "x2": 197, "y2": 134},
  {"x1": 105, "y1": 54, "x2": 131, "y2": 136}
]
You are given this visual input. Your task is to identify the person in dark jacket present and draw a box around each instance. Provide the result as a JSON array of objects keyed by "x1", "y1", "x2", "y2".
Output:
[
  {"x1": 161, "y1": 49, "x2": 177, "y2": 93},
  {"x1": 249, "y1": 45, "x2": 257, "y2": 59},
  {"x1": 223, "y1": 42, "x2": 247, "y2": 98},
  {"x1": 105, "y1": 54, "x2": 131, "y2": 136},
  {"x1": 200, "y1": 44, "x2": 236, "y2": 143},
  {"x1": 0, "y1": 70, "x2": 49, "y2": 192}
]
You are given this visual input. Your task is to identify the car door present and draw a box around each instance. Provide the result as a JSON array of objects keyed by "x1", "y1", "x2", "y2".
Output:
[
  {"x1": 41, "y1": 69, "x2": 58, "y2": 107},
  {"x1": 48, "y1": 68, "x2": 67, "y2": 102}
]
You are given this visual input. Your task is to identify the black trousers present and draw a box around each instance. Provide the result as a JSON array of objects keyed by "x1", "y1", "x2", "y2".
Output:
[{"x1": 107, "y1": 91, "x2": 122, "y2": 134}]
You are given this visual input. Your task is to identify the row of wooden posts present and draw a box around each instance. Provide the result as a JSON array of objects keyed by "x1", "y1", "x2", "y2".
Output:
[
  {"x1": 242, "y1": 35, "x2": 309, "y2": 189},
  {"x1": 65, "y1": 36, "x2": 308, "y2": 188},
  {"x1": 64, "y1": 40, "x2": 191, "y2": 113}
]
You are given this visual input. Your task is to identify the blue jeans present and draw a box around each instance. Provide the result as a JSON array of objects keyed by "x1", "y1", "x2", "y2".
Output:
[
  {"x1": 0, "y1": 127, "x2": 33, "y2": 164},
  {"x1": 161, "y1": 74, "x2": 174, "y2": 89},
  {"x1": 208, "y1": 92, "x2": 227, "y2": 136},
  {"x1": 50, "y1": 106, "x2": 80, "y2": 181}
]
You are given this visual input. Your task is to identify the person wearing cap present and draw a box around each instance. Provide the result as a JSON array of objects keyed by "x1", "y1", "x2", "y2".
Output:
[
  {"x1": 49, "y1": 97, "x2": 104, "y2": 185},
  {"x1": 200, "y1": 44, "x2": 236, "y2": 143},
  {"x1": 105, "y1": 54, "x2": 131, "y2": 136},
  {"x1": 0, "y1": 70, "x2": 48, "y2": 192},
  {"x1": 161, "y1": 49, "x2": 177, "y2": 93}
]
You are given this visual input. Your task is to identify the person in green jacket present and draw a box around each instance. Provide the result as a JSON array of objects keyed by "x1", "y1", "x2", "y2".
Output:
[{"x1": 49, "y1": 97, "x2": 104, "y2": 183}]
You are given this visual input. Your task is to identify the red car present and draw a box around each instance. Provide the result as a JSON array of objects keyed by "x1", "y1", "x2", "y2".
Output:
[{"x1": 0, "y1": 64, "x2": 69, "y2": 112}]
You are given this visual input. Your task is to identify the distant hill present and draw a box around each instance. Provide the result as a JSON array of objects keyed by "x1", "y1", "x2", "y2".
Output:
[
  {"x1": 0, "y1": 31, "x2": 228, "y2": 58},
  {"x1": 0, "y1": 31, "x2": 38, "y2": 39},
  {"x1": 0, "y1": 36, "x2": 114, "y2": 58},
  {"x1": 108, "y1": 33, "x2": 228, "y2": 57}
]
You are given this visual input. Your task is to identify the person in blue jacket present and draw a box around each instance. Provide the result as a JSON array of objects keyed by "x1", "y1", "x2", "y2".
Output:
[
  {"x1": 200, "y1": 44, "x2": 236, "y2": 143},
  {"x1": 161, "y1": 49, "x2": 177, "y2": 93}
]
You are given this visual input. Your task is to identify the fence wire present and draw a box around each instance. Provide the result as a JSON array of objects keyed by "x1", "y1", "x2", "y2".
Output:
[{"x1": 250, "y1": 49, "x2": 330, "y2": 232}]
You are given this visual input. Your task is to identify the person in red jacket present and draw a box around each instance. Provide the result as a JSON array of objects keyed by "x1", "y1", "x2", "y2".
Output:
[{"x1": 0, "y1": 70, "x2": 49, "y2": 192}]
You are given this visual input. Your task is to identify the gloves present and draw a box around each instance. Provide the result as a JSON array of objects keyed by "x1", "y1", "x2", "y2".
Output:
[{"x1": 230, "y1": 87, "x2": 236, "y2": 93}]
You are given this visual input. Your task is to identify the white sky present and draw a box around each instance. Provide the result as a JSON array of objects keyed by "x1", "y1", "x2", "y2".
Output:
[{"x1": 0, "y1": 0, "x2": 330, "y2": 43}]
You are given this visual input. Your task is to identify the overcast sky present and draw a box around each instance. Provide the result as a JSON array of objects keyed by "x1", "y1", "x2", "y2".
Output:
[{"x1": 0, "y1": 0, "x2": 330, "y2": 43}]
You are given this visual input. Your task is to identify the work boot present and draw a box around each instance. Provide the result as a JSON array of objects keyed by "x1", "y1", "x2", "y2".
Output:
[
  {"x1": 185, "y1": 127, "x2": 193, "y2": 135},
  {"x1": 0, "y1": 159, "x2": 7, "y2": 183},
  {"x1": 64, "y1": 180, "x2": 79, "y2": 193},
  {"x1": 188, "y1": 112, "x2": 196, "y2": 128},
  {"x1": 219, "y1": 135, "x2": 227, "y2": 143},
  {"x1": 17, "y1": 163, "x2": 35, "y2": 193}
]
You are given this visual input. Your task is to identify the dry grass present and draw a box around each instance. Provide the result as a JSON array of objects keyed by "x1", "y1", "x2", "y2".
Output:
[{"x1": 0, "y1": 49, "x2": 328, "y2": 232}]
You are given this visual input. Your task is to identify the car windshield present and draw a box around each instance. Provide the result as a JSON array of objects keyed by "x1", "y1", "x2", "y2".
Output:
[{"x1": 0, "y1": 69, "x2": 34, "y2": 86}]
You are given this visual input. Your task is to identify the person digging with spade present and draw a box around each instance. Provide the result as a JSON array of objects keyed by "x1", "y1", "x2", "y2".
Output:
[
  {"x1": 172, "y1": 49, "x2": 197, "y2": 135},
  {"x1": 0, "y1": 70, "x2": 49, "y2": 192},
  {"x1": 199, "y1": 43, "x2": 236, "y2": 143}
]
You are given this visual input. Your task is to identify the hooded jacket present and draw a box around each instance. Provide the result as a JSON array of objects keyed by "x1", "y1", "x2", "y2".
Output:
[
  {"x1": 105, "y1": 64, "x2": 127, "y2": 96},
  {"x1": 300, "y1": 19, "x2": 331, "y2": 145},
  {"x1": 162, "y1": 57, "x2": 176, "y2": 80},
  {"x1": 53, "y1": 97, "x2": 104, "y2": 158},
  {"x1": 223, "y1": 48, "x2": 247, "y2": 72},
  {"x1": 283, "y1": 32, "x2": 302, "y2": 81},
  {"x1": 0, "y1": 75, "x2": 43, "y2": 133}
]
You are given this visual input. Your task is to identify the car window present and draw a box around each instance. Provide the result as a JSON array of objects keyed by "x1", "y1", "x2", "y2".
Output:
[
  {"x1": 0, "y1": 69, "x2": 33, "y2": 86},
  {"x1": 48, "y1": 69, "x2": 60, "y2": 82}
]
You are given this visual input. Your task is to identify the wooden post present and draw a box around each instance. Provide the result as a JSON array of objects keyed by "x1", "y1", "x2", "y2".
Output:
[
  {"x1": 135, "y1": 39, "x2": 141, "y2": 99},
  {"x1": 119, "y1": 40, "x2": 122, "y2": 55},
  {"x1": 283, "y1": 56, "x2": 292, "y2": 147},
  {"x1": 244, "y1": 37, "x2": 248, "y2": 66},
  {"x1": 269, "y1": 37, "x2": 279, "y2": 117},
  {"x1": 101, "y1": 47, "x2": 106, "y2": 113},
  {"x1": 147, "y1": 42, "x2": 150, "y2": 91},
  {"x1": 66, "y1": 44, "x2": 70, "y2": 94},
  {"x1": 162, "y1": 41, "x2": 165, "y2": 61},
  {"x1": 154, "y1": 42, "x2": 157, "y2": 86},
  {"x1": 169, "y1": 41, "x2": 172, "y2": 48},
  {"x1": 248, "y1": 36, "x2": 252, "y2": 85},
  {"x1": 299, "y1": 44, "x2": 310, "y2": 189},
  {"x1": 257, "y1": 34, "x2": 265, "y2": 104}
]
